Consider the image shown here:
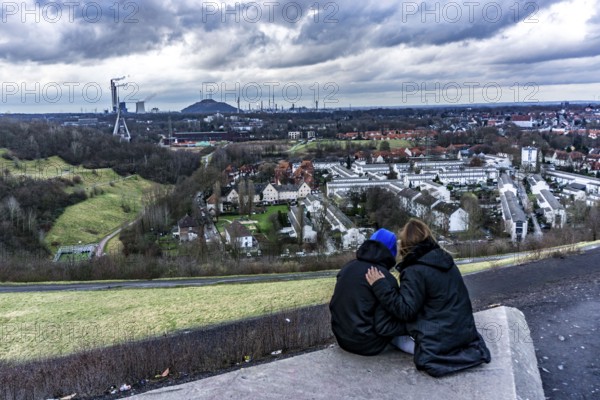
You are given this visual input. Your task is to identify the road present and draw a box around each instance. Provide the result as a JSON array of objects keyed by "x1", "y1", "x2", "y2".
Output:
[
  {"x1": 0, "y1": 270, "x2": 338, "y2": 293},
  {"x1": 95, "y1": 228, "x2": 122, "y2": 257},
  {"x1": 517, "y1": 180, "x2": 543, "y2": 237}
]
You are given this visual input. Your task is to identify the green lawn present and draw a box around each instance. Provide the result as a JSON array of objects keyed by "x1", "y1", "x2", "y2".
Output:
[
  {"x1": 215, "y1": 205, "x2": 289, "y2": 240},
  {"x1": 0, "y1": 278, "x2": 336, "y2": 361},
  {"x1": 0, "y1": 149, "x2": 125, "y2": 190},
  {"x1": 386, "y1": 139, "x2": 413, "y2": 149},
  {"x1": 255, "y1": 205, "x2": 288, "y2": 232},
  {"x1": 288, "y1": 139, "x2": 413, "y2": 157},
  {"x1": 45, "y1": 175, "x2": 156, "y2": 251},
  {"x1": 0, "y1": 151, "x2": 76, "y2": 180},
  {"x1": 57, "y1": 252, "x2": 93, "y2": 263}
]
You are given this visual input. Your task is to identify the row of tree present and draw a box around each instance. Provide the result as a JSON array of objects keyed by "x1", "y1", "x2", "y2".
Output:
[
  {"x1": 0, "y1": 175, "x2": 88, "y2": 254},
  {"x1": 0, "y1": 121, "x2": 203, "y2": 184}
]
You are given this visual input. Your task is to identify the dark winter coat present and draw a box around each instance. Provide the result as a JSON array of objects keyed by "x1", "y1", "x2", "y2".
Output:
[
  {"x1": 371, "y1": 238, "x2": 491, "y2": 377},
  {"x1": 329, "y1": 240, "x2": 407, "y2": 356}
]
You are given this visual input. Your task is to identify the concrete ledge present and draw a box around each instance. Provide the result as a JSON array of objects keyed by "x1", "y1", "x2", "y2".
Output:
[{"x1": 132, "y1": 306, "x2": 544, "y2": 400}]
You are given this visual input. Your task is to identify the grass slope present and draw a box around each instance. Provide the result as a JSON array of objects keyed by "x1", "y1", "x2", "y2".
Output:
[
  {"x1": 288, "y1": 139, "x2": 413, "y2": 157},
  {"x1": 0, "y1": 278, "x2": 335, "y2": 361},
  {"x1": 45, "y1": 175, "x2": 156, "y2": 250},
  {"x1": 0, "y1": 151, "x2": 75, "y2": 180}
]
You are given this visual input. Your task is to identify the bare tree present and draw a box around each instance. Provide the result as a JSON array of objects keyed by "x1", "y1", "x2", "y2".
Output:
[
  {"x1": 586, "y1": 203, "x2": 600, "y2": 241},
  {"x1": 296, "y1": 204, "x2": 305, "y2": 246},
  {"x1": 461, "y1": 192, "x2": 482, "y2": 239},
  {"x1": 237, "y1": 181, "x2": 247, "y2": 216},
  {"x1": 213, "y1": 180, "x2": 221, "y2": 221},
  {"x1": 5, "y1": 196, "x2": 21, "y2": 224},
  {"x1": 246, "y1": 179, "x2": 255, "y2": 217},
  {"x1": 312, "y1": 198, "x2": 330, "y2": 255}
]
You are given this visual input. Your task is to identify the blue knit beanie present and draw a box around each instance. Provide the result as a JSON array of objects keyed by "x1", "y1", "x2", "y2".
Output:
[{"x1": 370, "y1": 228, "x2": 397, "y2": 258}]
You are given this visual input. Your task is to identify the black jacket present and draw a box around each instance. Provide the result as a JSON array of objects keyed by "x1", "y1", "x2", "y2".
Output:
[
  {"x1": 372, "y1": 238, "x2": 491, "y2": 377},
  {"x1": 329, "y1": 240, "x2": 406, "y2": 356}
]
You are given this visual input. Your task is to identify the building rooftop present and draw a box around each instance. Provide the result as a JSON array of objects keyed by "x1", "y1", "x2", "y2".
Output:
[
  {"x1": 502, "y1": 191, "x2": 527, "y2": 222},
  {"x1": 539, "y1": 189, "x2": 563, "y2": 210},
  {"x1": 225, "y1": 221, "x2": 253, "y2": 238}
]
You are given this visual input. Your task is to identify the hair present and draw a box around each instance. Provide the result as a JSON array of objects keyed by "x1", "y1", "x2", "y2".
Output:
[{"x1": 398, "y1": 218, "x2": 436, "y2": 258}]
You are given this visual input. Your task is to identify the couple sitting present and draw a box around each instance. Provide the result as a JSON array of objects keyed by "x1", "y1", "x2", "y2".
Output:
[{"x1": 329, "y1": 219, "x2": 491, "y2": 377}]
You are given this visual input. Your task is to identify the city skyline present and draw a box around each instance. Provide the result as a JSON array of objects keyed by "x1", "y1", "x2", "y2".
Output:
[{"x1": 1, "y1": 0, "x2": 599, "y2": 113}]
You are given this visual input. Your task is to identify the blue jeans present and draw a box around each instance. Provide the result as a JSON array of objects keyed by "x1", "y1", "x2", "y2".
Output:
[{"x1": 391, "y1": 335, "x2": 415, "y2": 354}]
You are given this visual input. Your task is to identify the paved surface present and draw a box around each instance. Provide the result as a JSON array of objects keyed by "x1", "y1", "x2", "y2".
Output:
[
  {"x1": 0, "y1": 271, "x2": 338, "y2": 293},
  {"x1": 465, "y1": 249, "x2": 600, "y2": 400},
  {"x1": 131, "y1": 307, "x2": 543, "y2": 400}
]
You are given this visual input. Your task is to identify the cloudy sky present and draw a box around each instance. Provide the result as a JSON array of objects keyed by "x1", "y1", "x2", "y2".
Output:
[{"x1": 1, "y1": 0, "x2": 599, "y2": 113}]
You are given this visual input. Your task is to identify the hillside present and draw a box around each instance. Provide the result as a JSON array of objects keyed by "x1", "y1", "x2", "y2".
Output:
[{"x1": 44, "y1": 174, "x2": 157, "y2": 252}]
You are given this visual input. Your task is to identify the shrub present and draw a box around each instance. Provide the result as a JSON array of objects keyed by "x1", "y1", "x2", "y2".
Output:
[{"x1": 0, "y1": 305, "x2": 334, "y2": 399}]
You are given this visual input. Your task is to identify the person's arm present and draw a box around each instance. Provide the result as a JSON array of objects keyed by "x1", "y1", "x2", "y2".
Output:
[
  {"x1": 366, "y1": 266, "x2": 426, "y2": 321},
  {"x1": 373, "y1": 304, "x2": 407, "y2": 337}
]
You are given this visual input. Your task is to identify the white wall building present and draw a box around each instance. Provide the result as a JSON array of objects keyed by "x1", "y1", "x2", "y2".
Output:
[
  {"x1": 225, "y1": 221, "x2": 256, "y2": 249},
  {"x1": 536, "y1": 189, "x2": 566, "y2": 228},
  {"x1": 521, "y1": 146, "x2": 539, "y2": 171},
  {"x1": 499, "y1": 191, "x2": 528, "y2": 242}
]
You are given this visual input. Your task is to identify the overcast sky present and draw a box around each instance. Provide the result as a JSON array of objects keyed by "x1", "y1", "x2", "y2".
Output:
[{"x1": 1, "y1": 0, "x2": 599, "y2": 113}]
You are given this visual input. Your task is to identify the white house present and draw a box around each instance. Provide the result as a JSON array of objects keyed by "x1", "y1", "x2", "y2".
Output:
[
  {"x1": 500, "y1": 191, "x2": 528, "y2": 242},
  {"x1": 176, "y1": 215, "x2": 200, "y2": 242},
  {"x1": 527, "y1": 174, "x2": 549, "y2": 195},
  {"x1": 563, "y1": 183, "x2": 587, "y2": 202},
  {"x1": 432, "y1": 203, "x2": 469, "y2": 233},
  {"x1": 498, "y1": 174, "x2": 517, "y2": 195},
  {"x1": 511, "y1": 115, "x2": 534, "y2": 128},
  {"x1": 261, "y1": 183, "x2": 279, "y2": 204},
  {"x1": 420, "y1": 181, "x2": 451, "y2": 202},
  {"x1": 288, "y1": 131, "x2": 302, "y2": 140},
  {"x1": 536, "y1": 189, "x2": 566, "y2": 228},
  {"x1": 224, "y1": 221, "x2": 256, "y2": 249}
]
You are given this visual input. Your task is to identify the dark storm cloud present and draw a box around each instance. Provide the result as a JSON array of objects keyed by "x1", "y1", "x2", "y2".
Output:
[
  {"x1": 0, "y1": 0, "x2": 183, "y2": 63},
  {"x1": 273, "y1": 0, "x2": 567, "y2": 68},
  {"x1": 0, "y1": 0, "x2": 581, "y2": 69}
]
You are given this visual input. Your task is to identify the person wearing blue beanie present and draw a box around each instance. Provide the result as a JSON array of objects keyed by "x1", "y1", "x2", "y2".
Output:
[
  {"x1": 370, "y1": 228, "x2": 397, "y2": 258},
  {"x1": 329, "y1": 227, "x2": 406, "y2": 356}
]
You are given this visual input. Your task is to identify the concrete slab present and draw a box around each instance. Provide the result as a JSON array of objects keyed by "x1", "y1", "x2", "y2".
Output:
[{"x1": 131, "y1": 307, "x2": 544, "y2": 400}]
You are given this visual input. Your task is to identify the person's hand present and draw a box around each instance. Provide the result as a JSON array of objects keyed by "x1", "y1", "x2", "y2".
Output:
[{"x1": 366, "y1": 266, "x2": 384, "y2": 286}]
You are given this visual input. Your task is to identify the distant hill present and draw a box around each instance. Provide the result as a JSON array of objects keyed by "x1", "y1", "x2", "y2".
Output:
[{"x1": 181, "y1": 99, "x2": 238, "y2": 114}]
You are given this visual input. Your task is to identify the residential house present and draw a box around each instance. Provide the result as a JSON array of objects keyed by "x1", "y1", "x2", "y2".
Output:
[
  {"x1": 563, "y1": 182, "x2": 587, "y2": 202},
  {"x1": 261, "y1": 183, "x2": 279, "y2": 204},
  {"x1": 225, "y1": 221, "x2": 256, "y2": 249},
  {"x1": 288, "y1": 131, "x2": 301, "y2": 140},
  {"x1": 431, "y1": 202, "x2": 468, "y2": 233},
  {"x1": 176, "y1": 215, "x2": 200, "y2": 242},
  {"x1": 420, "y1": 181, "x2": 451, "y2": 202},
  {"x1": 527, "y1": 174, "x2": 549, "y2": 195},
  {"x1": 536, "y1": 189, "x2": 566, "y2": 228},
  {"x1": 288, "y1": 205, "x2": 317, "y2": 243},
  {"x1": 511, "y1": 115, "x2": 533, "y2": 128},
  {"x1": 500, "y1": 191, "x2": 528, "y2": 242}
]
